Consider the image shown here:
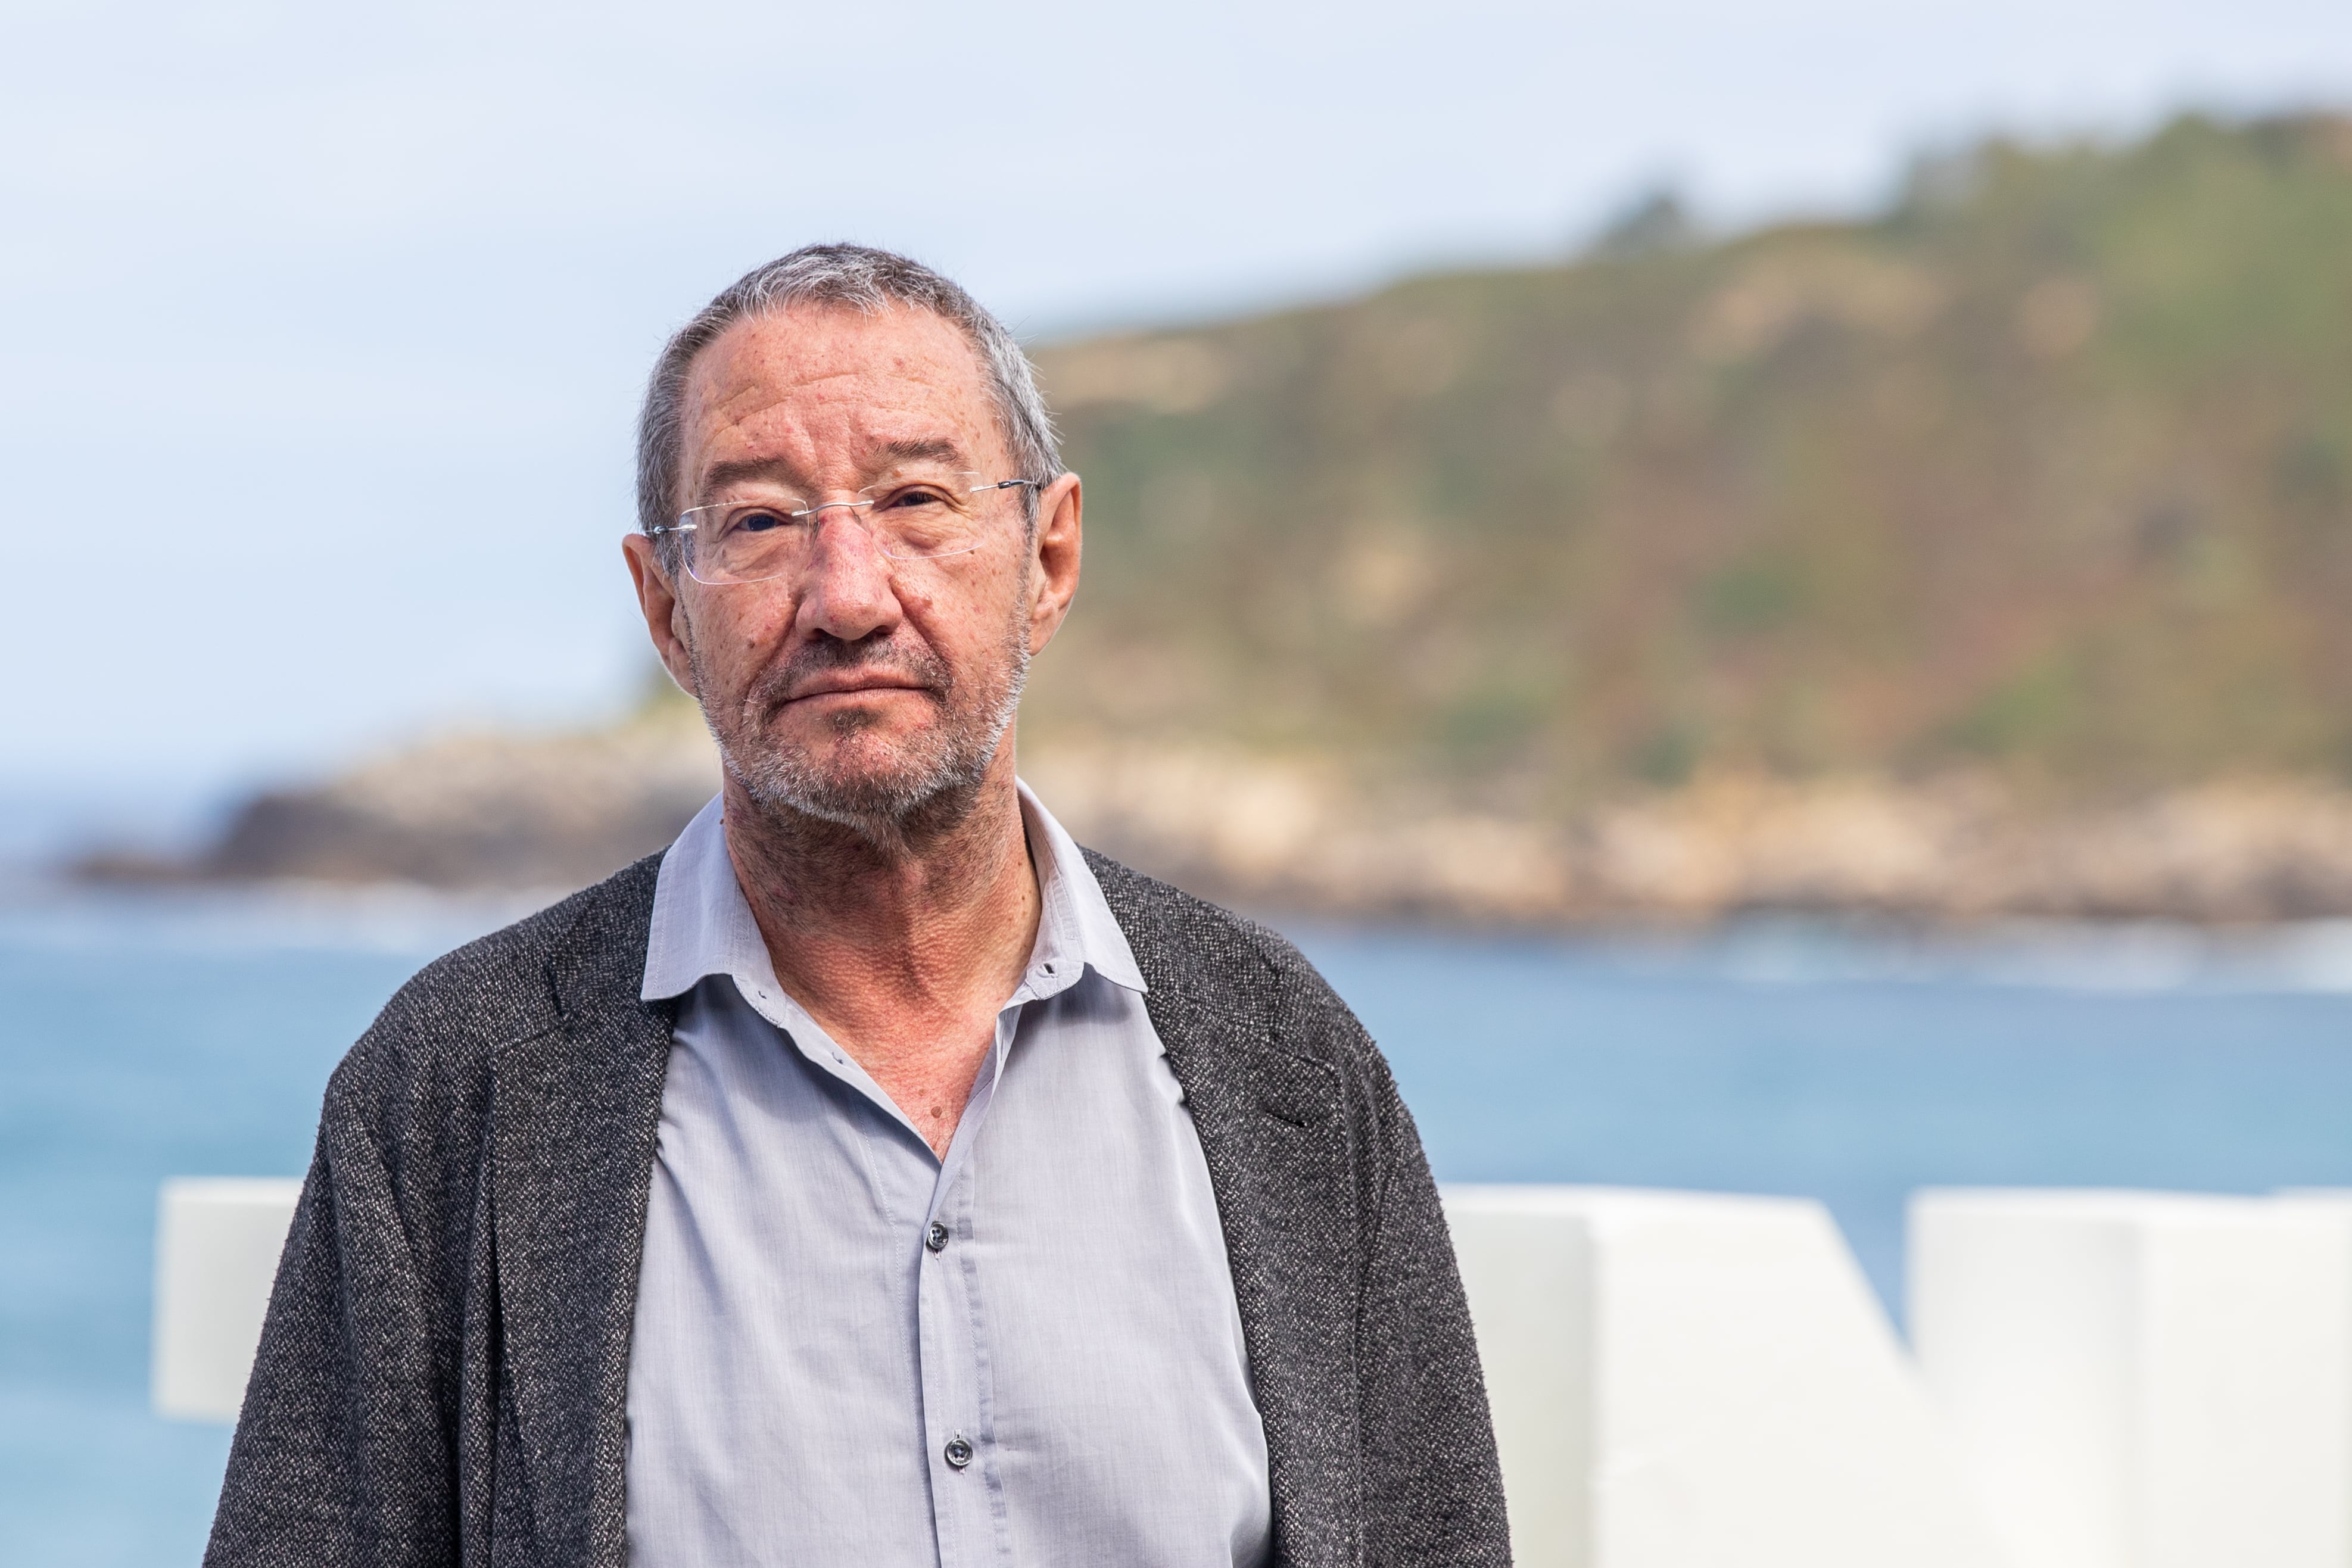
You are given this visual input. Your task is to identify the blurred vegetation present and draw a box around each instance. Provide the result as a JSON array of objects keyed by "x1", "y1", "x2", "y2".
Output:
[{"x1": 1024, "y1": 112, "x2": 2352, "y2": 812}]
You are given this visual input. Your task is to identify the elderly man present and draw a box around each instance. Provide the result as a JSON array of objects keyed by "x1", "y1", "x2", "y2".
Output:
[{"x1": 208, "y1": 245, "x2": 1508, "y2": 1567}]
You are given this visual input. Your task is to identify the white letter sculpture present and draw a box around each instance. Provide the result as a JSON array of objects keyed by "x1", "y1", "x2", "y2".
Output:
[
  {"x1": 152, "y1": 1177, "x2": 303, "y2": 1423},
  {"x1": 1446, "y1": 1185, "x2": 2005, "y2": 1568},
  {"x1": 1909, "y1": 1189, "x2": 2352, "y2": 1568}
]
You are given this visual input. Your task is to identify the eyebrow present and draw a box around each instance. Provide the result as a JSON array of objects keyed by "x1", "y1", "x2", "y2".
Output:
[
  {"x1": 690, "y1": 438, "x2": 975, "y2": 504},
  {"x1": 694, "y1": 456, "x2": 802, "y2": 499},
  {"x1": 871, "y1": 438, "x2": 968, "y2": 469}
]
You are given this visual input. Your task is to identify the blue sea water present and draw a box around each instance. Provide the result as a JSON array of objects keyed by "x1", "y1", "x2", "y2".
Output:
[{"x1": 4, "y1": 886, "x2": 2351, "y2": 1564}]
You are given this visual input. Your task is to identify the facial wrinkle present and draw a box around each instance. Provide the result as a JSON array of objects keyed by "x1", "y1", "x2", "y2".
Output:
[{"x1": 690, "y1": 583, "x2": 1032, "y2": 857}]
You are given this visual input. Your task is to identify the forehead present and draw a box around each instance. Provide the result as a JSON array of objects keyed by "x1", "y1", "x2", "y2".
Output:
[{"x1": 680, "y1": 303, "x2": 1004, "y2": 480}]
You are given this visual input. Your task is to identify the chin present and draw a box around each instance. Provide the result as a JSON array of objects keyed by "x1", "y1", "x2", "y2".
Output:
[
  {"x1": 807, "y1": 743, "x2": 938, "y2": 800},
  {"x1": 715, "y1": 654, "x2": 1023, "y2": 836},
  {"x1": 800, "y1": 715, "x2": 940, "y2": 777},
  {"x1": 730, "y1": 727, "x2": 995, "y2": 833}
]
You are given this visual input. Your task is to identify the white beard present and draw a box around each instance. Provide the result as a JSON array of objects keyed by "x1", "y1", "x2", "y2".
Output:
[{"x1": 693, "y1": 610, "x2": 1030, "y2": 843}]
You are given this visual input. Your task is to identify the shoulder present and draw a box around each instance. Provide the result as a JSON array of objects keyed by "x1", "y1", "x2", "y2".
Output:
[
  {"x1": 323, "y1": 854, "x2": 665, "y2": 1133},
  {"x1": 1083, "y1": 850, "x2": 1432, "y2": 1248},
  {"x1": 1080, "y1": 848, "x2": 1386, "y2": 1078}
]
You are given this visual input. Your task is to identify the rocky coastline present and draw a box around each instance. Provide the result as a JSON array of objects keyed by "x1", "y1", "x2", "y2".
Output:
[
  {"x1": 1029, "y1": 746, "x2": 2352, "y2": 926},
  {"x1": 78, "y1": 710, "x2": 721, "y2": 896},
  {"x1": 77, "y1": 722, "x2": 2352, "y2": 926}
]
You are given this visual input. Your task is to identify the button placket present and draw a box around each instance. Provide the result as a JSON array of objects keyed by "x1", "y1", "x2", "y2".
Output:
[
  {"x1": 917, "y1": 1004, "x2": 1029, "y2": 1564},
  {"x1": 917, "y1": 1157, "x2": 998, "y2": 1564}
]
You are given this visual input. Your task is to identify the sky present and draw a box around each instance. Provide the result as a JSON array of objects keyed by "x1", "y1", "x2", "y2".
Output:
[{"x1": 5, "y1": 0, "x2": 2351, "y2": 827}]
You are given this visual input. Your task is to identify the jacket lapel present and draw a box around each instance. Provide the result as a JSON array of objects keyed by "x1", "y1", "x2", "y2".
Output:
[
  {"x1": 491, "y1": 864, "x2": 672, "y2": 1567},
  {"x1": 1098, "y1": 865, "x2": 1366, "y2": 1568}
]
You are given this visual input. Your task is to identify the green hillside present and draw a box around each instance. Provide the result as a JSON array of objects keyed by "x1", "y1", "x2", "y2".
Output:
[{"x1": 1024, "y1": 113, "x2": 2352, "y2": 812}]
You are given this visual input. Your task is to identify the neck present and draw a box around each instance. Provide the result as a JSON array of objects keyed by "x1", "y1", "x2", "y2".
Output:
[{"x1": 718, "y1": 744, "x2": 1040, "y2": 1154}]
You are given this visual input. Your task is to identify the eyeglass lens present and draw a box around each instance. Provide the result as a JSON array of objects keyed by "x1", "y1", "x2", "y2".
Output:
[{"x1": 682, "y1": 471, "x2": 1018, "y2": 584}]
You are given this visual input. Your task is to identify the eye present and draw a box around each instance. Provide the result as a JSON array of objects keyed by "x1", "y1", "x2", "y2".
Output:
[
  {"x1": 875, "y1": 486, "x2": 954, "y2": 513},
  {"x1": 727, "y1": 506, "x2": 793, "y2": 534}
]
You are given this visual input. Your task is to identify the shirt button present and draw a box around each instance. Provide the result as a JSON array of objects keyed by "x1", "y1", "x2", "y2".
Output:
[
  {"x1": 925, "y1": 1221, "x2": 950, "y2": 1253},
  {"x1": 943, "y1": 1435, "x2": 974, "y2": 1469}
]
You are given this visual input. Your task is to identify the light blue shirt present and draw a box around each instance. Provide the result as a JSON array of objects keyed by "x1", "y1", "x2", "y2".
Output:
[{"x1": 625, "y1": 785, "x2": 1273, "y2": 1568}]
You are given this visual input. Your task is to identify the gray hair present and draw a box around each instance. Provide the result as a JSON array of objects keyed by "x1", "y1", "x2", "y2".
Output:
[{"x1": 635, "y1": 244, "x2": 1061, "y2": 565}]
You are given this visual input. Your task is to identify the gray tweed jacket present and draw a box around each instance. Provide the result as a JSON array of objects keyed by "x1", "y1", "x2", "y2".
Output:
[{"x1": 206, "y1": 850, "x2": 1510, "y2": 1567}]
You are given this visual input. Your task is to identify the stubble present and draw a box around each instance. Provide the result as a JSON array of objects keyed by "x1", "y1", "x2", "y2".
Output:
[{"x1": 689, "y1": 606, "x2": 1030, "y2": 852}]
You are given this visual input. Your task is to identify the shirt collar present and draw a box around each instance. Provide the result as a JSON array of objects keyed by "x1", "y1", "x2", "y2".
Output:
[
  {"x1": 640, "y1": 780, "x2": 1147, "y2": 1003},
  {"x1": 1017, "y1": 775, "x2": 1148, "y2": 996}
]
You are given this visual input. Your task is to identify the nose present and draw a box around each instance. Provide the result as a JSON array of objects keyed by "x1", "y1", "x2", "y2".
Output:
[{"x1": 795, "y1": 510, "x2": 904, "y2": 646}]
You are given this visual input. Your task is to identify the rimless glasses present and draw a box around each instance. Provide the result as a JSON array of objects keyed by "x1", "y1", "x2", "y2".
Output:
[{"x1": 650, "y1": 470, "x2": 1044, "y2": 586}]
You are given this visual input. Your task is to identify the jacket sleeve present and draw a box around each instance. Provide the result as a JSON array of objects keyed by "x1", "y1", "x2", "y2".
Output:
[
  {"x1": 204, "y1": 1073, "x2": 459, "y2": 1566},
  {"x1": 1357, "y1": 1065, "x2": 1514, "y2": 1566}
]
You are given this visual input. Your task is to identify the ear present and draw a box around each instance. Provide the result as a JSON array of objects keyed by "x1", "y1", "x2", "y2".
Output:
[
  {"x1": 1024, "y1": 473, "x2": 1083, "y2": 655},
  {"x1": 622, "y1": 534, "x2": 699, "y2": 696}
]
